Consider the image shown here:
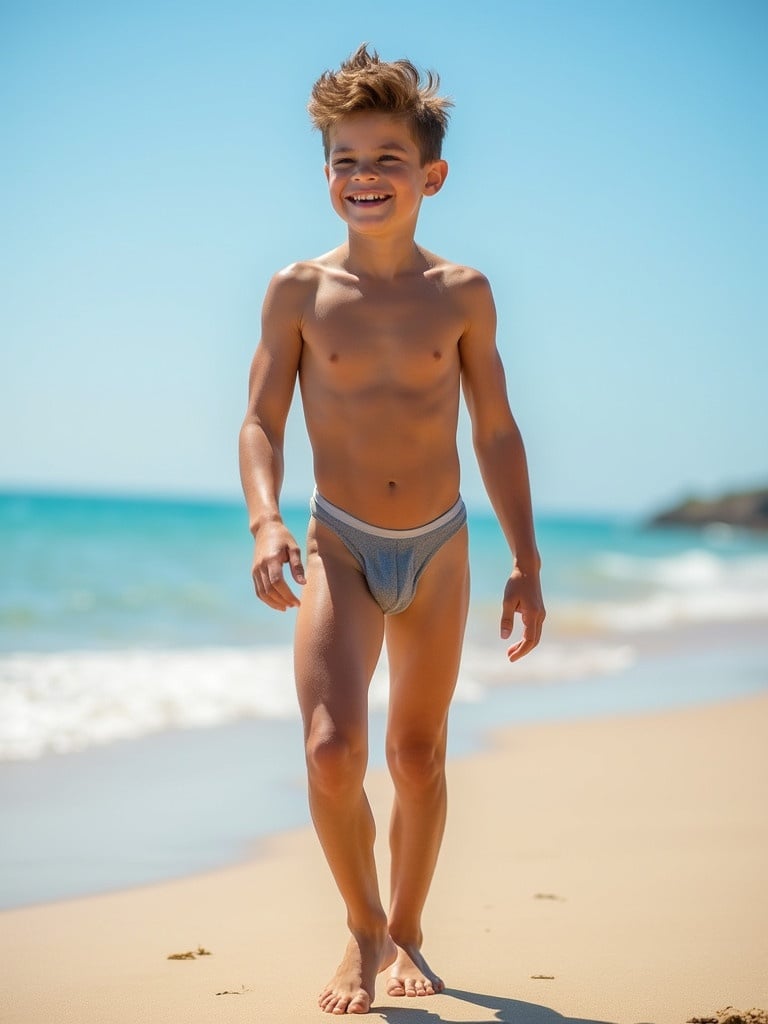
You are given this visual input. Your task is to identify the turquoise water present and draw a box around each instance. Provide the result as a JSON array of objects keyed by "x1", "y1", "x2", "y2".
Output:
[
  {"x1": 1, "y1": 490, "x2": 767, "y2": 908},
  {"x1": 4, "y1": 489, "x2": 767, "y2": 654}
]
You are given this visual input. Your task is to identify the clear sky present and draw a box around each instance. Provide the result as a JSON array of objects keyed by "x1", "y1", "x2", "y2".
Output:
[{"x1": 2, "y1": 0, "x2": 766, "y2": 515}]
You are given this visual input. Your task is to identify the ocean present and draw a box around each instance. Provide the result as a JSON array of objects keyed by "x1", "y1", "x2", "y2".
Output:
[{"x1": 1, "y1": 490, "x2": 767, "y2": 909}]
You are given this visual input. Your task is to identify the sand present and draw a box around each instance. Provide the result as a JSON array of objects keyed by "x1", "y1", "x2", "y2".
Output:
[{"x1": 1, "y1": 691, "x2": 766, "y2": 1024}]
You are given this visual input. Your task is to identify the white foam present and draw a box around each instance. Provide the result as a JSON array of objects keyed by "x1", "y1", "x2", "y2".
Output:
[
  {"x1": 459, "y1": 641, "x2": 636, "y2": 686},
  {"x1": 0, "y1": 647, "x2": 298, "y2": 761},
  {"x1": 597, "y1": 549, "x2": 720, "y2": 586},
  {"x1": 0, "y1": 636, "x2": 639, "y2": 762},
  {"x1": 578, "y1": 550, "x2": 768, "y2": 631}
]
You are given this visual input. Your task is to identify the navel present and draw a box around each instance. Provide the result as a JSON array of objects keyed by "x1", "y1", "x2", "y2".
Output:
[
  {"x1": 432, "y1": 350, "x2": 442, "y2": 360},
  {"x1": 329, "y1": 352, "x2": 339, "y2": 363},
  {"x1": 387, "y1": 480, "x2": 397, "y2": 490}
]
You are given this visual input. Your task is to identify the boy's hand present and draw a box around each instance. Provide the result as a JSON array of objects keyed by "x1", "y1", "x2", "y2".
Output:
[
  {"x1": 251, "y1": 522, "x2": 306, "y2": 611},
  {"x1": 500, "y1": 567, "x2": 545, "y2": 662}
]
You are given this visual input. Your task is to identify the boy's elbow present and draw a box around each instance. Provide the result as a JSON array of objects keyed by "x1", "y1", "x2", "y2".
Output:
[
  {"x1": 238, "y1": 416, "x2": 257, "y2": 446},
  {"x1": 239, "y1": 415, "x2": 266, "y2": 456},
  {"x1": 473, "y1": 418, "x2": 523, "y2": 457},
  {"x1": 240, "y1": 412, "x2": 284, "y2": 452}
]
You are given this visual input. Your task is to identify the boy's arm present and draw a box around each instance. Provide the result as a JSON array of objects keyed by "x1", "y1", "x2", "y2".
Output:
[
  {"x1": 458, "y1": 271, "x2": 545, "y2": 661},
  {"x1": 239, "y1": 269, "x2": 307, "y2": 611}
]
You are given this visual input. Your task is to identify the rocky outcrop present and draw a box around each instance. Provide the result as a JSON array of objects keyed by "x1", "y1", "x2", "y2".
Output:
[{"x1": 649, "y1": 487, "x2": 768, "y2": 532}]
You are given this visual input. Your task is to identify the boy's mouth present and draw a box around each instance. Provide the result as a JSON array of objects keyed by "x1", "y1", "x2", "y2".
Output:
[{"x1": 345, "y1": 192, "x2": 391, "y2": 205}]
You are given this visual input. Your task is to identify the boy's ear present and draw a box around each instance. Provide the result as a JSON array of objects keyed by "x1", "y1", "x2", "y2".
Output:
[
  {"x1": 423, "y1": 160, "x2": 448, "y2": 197},
  {"x1": 324, "y1": 164, "x2": 330, "y2": 182}
]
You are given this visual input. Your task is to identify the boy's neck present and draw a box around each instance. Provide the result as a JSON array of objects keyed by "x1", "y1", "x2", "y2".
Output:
[{"x1": 342, "y1": 229, "x2": 426, "y2": 280}]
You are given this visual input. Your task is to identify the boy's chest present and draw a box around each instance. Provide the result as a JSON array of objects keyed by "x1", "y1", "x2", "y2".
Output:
[{"x1": 303, "y1": 277, "x2": 464, "y2": 382}]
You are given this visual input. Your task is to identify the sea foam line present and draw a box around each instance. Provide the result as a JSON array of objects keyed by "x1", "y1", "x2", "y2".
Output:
[{"x1": 0, "y1": 638, "x2": 638, "y2": 762}]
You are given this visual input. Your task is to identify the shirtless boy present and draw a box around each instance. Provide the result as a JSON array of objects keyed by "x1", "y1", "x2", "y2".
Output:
[{"x1": 239, "y1": 45, "x2": 545, "y2": 1015}]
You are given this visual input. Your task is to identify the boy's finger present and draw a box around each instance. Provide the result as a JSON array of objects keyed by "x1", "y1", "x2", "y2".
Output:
[
  {"x1": 507, "y1": 636, "x2": 533, "y2": 662},
  {"x1": 255, "y1": 563, "x2": 299, "y2": 610},
  {"x1": 500, "y1": 590, "x2": 522, "y2": 639},
  {"x1": 507, "y1": 611, "x2": 544, "y2": 661},
  {"x1": 288, "y1": 547, "x2": 306, "y2": 585},
  {"x1": 267, "y1": 571, "x2": 300, "y2": 608}
]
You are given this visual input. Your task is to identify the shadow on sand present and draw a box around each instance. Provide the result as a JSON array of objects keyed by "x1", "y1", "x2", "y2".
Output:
[{"x1": 374, "y1": 986, "x2": 630, "y2": 1024}]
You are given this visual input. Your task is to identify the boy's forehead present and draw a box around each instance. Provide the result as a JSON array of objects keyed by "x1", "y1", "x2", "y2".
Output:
[{"x1": 328, "y1": 112, "x2": 418, "y2": 153}]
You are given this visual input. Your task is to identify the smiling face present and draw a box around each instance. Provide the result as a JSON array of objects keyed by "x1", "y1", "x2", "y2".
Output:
[{"x1": 325, "y1": 112, "x2": 447, "y2": 236}]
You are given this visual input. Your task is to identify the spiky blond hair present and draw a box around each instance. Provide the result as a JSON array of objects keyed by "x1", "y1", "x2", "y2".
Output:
[{"x1": 308, "y1": 44, "x2": 452, "y2": 165}]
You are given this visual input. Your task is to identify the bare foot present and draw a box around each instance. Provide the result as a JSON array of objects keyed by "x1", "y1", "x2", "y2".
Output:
[
  {"x1": 319, "y1": 933, "x2": 397, "y2": 1014},
  {"x1": 386, "y1": 942, "x2": 444, "y2": 998}
]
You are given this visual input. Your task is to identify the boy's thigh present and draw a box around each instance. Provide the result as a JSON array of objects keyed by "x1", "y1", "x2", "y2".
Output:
[
  {"x1": 294, "y1": 518, "x2": 385, "y2": 729},
  {"x1": 384, "y1": 525, "x2": 470, "y2": 730}
]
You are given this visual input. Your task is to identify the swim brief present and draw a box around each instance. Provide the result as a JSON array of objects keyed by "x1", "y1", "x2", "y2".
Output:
[{"x1": 309, "y1": 488, "x2": 467, "y2": 615}]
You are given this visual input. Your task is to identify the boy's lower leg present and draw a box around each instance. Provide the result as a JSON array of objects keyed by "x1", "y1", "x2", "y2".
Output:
[
  {"x1": 307, "y1": 734, "x2": 397, "y2": 1014},
  {"x1": 385, "y1": 735, "x2": 448, "y2": 996}
]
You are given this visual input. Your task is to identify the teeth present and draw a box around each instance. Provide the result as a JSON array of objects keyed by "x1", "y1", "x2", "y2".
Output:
[{"x1": 349, "y1": 193, "x2": 387, "y2": 202}]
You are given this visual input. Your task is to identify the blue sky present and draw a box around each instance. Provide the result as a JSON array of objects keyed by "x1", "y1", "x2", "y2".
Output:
[{"x1": 2, "y1": 0, "x2": 766, "y2": 515}]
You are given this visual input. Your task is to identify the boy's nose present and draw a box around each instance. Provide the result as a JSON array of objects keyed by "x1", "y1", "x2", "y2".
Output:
[{"x1": 352, "y1": 162, "x2": 378, "y2": 180}]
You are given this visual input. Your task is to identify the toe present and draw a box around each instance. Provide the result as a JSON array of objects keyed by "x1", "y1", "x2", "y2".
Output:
[
  {"x1": 348, "y1": 991, "x2": 370, "y2": 1014},
  {"x1": 320, "y1": 991, "x2": 346, "y2": 1014},
  {"x1": 386, "y1": 977, "x2": 406, "y2": 997}
]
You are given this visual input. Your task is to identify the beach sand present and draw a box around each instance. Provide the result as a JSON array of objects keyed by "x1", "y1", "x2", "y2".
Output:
[{"x1": 1, "y1": 692, "x2": 766, "y2": 1024}]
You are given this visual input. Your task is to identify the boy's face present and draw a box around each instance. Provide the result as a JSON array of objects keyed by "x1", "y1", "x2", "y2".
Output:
[{"x1": 325, "y1": 112, "x2": 447, "y2": 235}]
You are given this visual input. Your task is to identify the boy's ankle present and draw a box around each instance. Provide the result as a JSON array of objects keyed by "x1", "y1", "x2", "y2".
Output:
[
  {"x1": 387, "y1": 924, "x2": 424, "y2": 949},
  {"x1": 347, "y1": 910, "x2": 389, "y2": 940}
]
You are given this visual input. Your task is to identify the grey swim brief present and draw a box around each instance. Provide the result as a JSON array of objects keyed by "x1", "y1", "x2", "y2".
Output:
[{"x1": 309, "y1": 488, "x2": 467, "y2": 615}]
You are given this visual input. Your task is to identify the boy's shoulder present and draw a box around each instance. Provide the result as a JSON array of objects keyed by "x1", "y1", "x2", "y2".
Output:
[
  {"x1": 270, "y1": 257, "x2": 326, "y2": 288},
  {"x1": 421, "y1": 249, "x2": 491, "y2": 290},
  {"x1": 262, "y1": 254, "x2": 339, "y2": 314},
  {"x1": 420, "y1": 250, "x2": 495, "y2": 317},
  {"x1": 263, "y1": 251, "x2": 344, "y2": 311},
  {"x1": 272, "y1": 248, "x2": 345, "y2": 283}
]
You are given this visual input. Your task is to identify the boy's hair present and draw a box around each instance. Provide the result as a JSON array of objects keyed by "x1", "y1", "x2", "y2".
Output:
[{"x1": 308, "y1": 44, "x2": 452, "y2": 165}]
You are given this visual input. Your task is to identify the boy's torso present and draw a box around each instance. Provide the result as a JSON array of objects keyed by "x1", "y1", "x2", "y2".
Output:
[{"x1": 292, "y1": 248, "x2": 471, "y2": 529}]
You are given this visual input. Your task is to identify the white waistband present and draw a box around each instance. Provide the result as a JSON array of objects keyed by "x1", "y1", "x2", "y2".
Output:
[{"x1": 311, "y1": 488, "x2": 465, "y2": 540}]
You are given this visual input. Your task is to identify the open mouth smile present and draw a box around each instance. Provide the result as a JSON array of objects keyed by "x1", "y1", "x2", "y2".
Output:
[{"x1": 345, "y1": 192, "x2": 391, "y2": 205}]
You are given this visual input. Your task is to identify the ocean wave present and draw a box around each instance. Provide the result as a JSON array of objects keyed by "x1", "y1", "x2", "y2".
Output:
[
  {"x1": 0, "y1": 638, "x2": 638, "y2": 762},
  {"x1": 0, "y1": 647, "x2": 298, "y2": 761},
  {"x1": 572, "y1": 549, "x2": 768, "y2": 631},
  {"x1": 594, "y1": 548, "x2": 768, "y2": 586}
]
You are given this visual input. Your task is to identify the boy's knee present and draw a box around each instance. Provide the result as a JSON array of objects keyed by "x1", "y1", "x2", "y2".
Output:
[
  {"x1": 306, "y1": 729, "x2": 366, "y2": 794},
  {"x1": 386, "y1": 738, "x2": 444, "y2": 791}
]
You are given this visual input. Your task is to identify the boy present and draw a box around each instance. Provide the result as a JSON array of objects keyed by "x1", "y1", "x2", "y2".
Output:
[{"x1": 239, "y1": 45, "x2": 544, "y2": 1015}]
